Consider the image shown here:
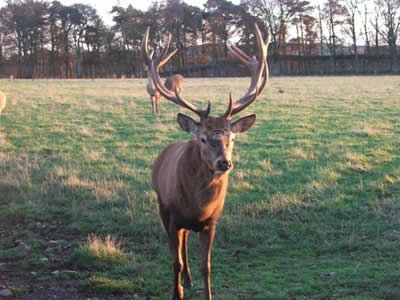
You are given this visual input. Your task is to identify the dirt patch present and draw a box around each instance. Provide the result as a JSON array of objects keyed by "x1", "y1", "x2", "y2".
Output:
[{"x1": 0, "y1": 218, "x2": 140, "y2": 300}]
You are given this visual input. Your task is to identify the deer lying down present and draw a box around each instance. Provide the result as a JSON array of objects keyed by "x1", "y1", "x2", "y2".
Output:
[
  {"x1": 142, "y1": 24, "x2": 269, "y2": 300},
  {"x1": 0, "y1": 91, "x2": 6, "y2": 115},
  {"x1": 146, "y1": 61, "x2": 183, "y2": 114}
]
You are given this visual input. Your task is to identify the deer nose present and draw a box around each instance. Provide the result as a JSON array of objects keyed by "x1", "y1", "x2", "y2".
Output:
[{"x1": 217, "y1": 159, "x2": 232, "y2": 171}]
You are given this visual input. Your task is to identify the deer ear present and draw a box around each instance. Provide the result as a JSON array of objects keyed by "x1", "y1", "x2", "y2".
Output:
[
  {"x1": 177, "y1": 113, "x2": 199, "y2": 135},
  {"x1": 231, "y1": 114, "x2": 256, "y2": 134}
]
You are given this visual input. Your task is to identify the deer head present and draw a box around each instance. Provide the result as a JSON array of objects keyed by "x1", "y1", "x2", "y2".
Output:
[{"x1": 142, "y1": 24, "x2": 269, "y2": 173}]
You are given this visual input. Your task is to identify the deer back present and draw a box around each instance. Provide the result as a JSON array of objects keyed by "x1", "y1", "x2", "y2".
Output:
[{"x1": 164, "y1": 74, "x2": 184, "y2": 92}]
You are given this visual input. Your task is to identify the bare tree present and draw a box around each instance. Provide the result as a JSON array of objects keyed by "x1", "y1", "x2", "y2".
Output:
[
  {"x1": 57, "y1": 3, "x2": 77, "y2": 78},
  {"x1": 0, "y1": 0, "x2": 397, "y2": 77},
  {"x1": 204, "y1": 0, "x2": 238, "y2": 60},
  {"x1": 302, "y1": 14, "x2": 318, "y2": 56},
  {"x1": 242, "y1": 0, "x2": 309, "y2": 73},
  {"x1": 0, "y1": 6, "x2": 13, "y2": 65},
  {"x1": 317, "y1": 4, "x2": 325, "y2": 56},
  {"x1": 370, "y1": 1, "x2": 381, "y2": 59},
  {"x1": 375, "y1": 0, "x2": 400, "y2": 73},
  {"x1": 71, "y1": 4, "x2": 97, "y2": 78},
  {"x1": 111, "y1": 4, "x2": 146, "y2": 77},
  {"x1": 2, "y1": 0, "x2": 48, "y2": 78},
  {"x1": 359, "y1": 0, "x2": 371, "y2": 56},
  {"x1": 324, "y1": 0, "x2": 346, "y2": 73},
  {"x1": 291, "y1": 1, "x2": 312, "y2": 56},
  {"x1": 344, "y1": 0, "x2": 360, "y2": 73}
]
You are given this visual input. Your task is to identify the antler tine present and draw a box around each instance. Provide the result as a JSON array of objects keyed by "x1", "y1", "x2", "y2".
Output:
[
  {"x1": 141, "y1": 27, "x2": 210, "y2": 119},
  {"x1": 158, "y1": 33, "x2": 178, "y2": 69},
  {"x1": 228, "y1": 23, "x2": 270, "y2": 116},
  {"x1": 141, "y1": 27, "x2": 151, "y2": 65},
  {"x1": 159, "y1": 33, "x2": 172, "y2": 60},
  {"x1": 258, "y1": 57, "x2": 269, "y2": 96},
  {"x1": 224, "y1": 93, "x2": 234, "y2": 119},
  {"x1": 158, "y1": 48, "x2": 178, "y2": 70},
  {"x1": 228, "y1": 44, "x2": 251, "y2": 66}
]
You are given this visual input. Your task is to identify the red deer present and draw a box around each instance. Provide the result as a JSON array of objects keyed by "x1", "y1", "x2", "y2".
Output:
[
  {"x1": 145, "y1": 53, "x2": 184, "y2": 114},
  {"x1": 0, "y1": 91, "x2": 6, "y2": 115},
  {"x1": 142, "y1": 24, "x2": 269, "y2": 300}
]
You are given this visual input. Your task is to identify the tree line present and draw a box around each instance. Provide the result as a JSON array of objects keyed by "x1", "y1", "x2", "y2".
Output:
[{"x1": 0, "y1": 0, "x2": 399, "y2": 78}]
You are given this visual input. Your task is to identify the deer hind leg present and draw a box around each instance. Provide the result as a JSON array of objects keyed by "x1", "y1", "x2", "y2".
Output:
[
  {"x1": 159, "y1": 205, "x2": 170, "y2": 234},
  {"x1": 150, "y1": 95, "x2": 156, "y2": 114},
  {"x1": 169, "y1": 223, "x2": 185, "y2": 300},
  {"x1": 182, "y1": 229, "x2": 193, "y2": 288},
  {"x1": 200, "y1": 225, "x2": 216, "y2": 300}
]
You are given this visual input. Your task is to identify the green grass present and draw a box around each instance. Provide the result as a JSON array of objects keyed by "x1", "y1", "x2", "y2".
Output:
[
  {"x1": 0, "y1": 77, "x2": 399, "y2": 299},
  {"x1": 88, "y1": 275, "x2": 135, "y2": 294}
]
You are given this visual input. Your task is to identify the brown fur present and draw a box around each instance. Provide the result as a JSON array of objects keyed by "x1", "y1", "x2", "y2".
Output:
[
  {"x1": 0, "y1": 91, "x2": 6, "y2": 114},
  {"x1": 152, "y1": 115, "x2": 254, "y2": 300},
  {"x1": 146, "y1": 74, "x2": 184, "y2": 114},
  {"x1": 165, "y1": 74, "x2": 184, "y2": 93},
  {"x1": 153, "y1": 140, "x2": 228, "y2": 232}
]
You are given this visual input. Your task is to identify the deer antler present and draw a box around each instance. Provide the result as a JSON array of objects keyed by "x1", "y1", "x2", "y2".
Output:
[
  {"x1": 225, "y1": 23, "x2": 270, "y2": 119},
  {"x1": 141, "y1": 27, "x2": 210, "y2": 119},
  {"x1": 141, "y1": 24, "x2": 269, "y2": 120}
]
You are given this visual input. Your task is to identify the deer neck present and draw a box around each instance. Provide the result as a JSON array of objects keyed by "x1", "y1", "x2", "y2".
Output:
[
  {"x1": 146, "y1": 73, "x2": 157, "y2": 95},
  {"x1": 146, "y1": 73, "x2": 153, "y2": 87},
  {"x1": 178, "y1": 141, "x2": 229, "y2": 197}
]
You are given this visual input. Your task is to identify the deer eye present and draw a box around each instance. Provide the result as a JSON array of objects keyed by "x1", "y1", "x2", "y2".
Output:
[{"x1": 200, "y1": 138, "x2": 206, "y2": 144}]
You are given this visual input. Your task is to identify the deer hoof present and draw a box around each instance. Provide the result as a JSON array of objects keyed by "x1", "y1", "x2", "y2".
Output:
[
  {"x1": 171, "y1": 285, "x2": 184, "y2": 300},
  {"x1": 184, "y1": 280, "x2": 194, "y2": 288}
]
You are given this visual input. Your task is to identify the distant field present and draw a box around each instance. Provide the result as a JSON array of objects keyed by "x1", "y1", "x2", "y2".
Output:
[{"x1": 0, "y1": 76, "x2": 399, "y2": 299}]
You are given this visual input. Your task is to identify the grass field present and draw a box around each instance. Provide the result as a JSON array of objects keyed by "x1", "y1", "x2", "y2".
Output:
[{"x1": 0, "y1": 76, "x2": 399, "y2": 299}]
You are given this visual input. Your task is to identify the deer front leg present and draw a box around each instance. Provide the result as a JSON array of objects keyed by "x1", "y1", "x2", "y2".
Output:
[
  {"x1": 169, "y1": 224, "x2": 185, "y2": 300},
  {"x1": 155, "y1": 94, "x2": 160, "y2": 114},
  {"x1": 200, "y1": 225, "x2": 216, "y2": 300},
  {"x1": 182, "y1": 230, "x2": 193, "y2": 288}
]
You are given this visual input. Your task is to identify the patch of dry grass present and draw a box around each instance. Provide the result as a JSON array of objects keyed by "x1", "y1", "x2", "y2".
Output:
[
  {"x1": 83, "y1": 234, "x2": 127, "y2": 263},
  {"x1": 352, "y1": 123, "x2": 382, "y2": 137},
  {"x1": 77, "y1": 126, "x2": 92, "y2": 137},
  {"x1": 83, "y1": 148, "x2": 102, "y2": 161},
  {"x1": 293, "y1": 147, "x2": 308, "y2": 159}
]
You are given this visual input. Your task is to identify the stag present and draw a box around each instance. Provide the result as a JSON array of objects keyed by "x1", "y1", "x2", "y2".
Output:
[
  {"x1": 145, "y1": 50, "x2": 184, "y2": 114},
  {"x1": 142, "y1": 24, "x2": 269, "y2": 300}
]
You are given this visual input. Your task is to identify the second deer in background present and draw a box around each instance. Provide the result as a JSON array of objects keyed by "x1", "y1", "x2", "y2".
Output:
[{"x1": 146, "y1": 60, "x2": 183, "y2": 114}]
